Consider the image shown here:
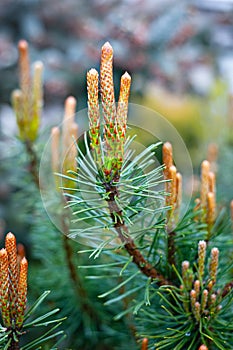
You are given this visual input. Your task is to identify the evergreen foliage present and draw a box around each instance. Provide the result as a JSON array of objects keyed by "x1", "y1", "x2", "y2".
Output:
[{"x1": 0, "y1": 39, "x2": 232, "y2": 350}]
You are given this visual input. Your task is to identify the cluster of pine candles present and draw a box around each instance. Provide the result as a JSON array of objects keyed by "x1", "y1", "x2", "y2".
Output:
[
  {"x1": 0, "y1": 39, "x2": 232, "y2": 349},
  {"x1": 162, "y1": 145, "x2": 229, "y2": 350},
  {"x1": 50, "y1": 42, "x2": 232, "y2": 350},
  {"x1": 0, "y1": 234, "x2": 27, "y2": 348}
]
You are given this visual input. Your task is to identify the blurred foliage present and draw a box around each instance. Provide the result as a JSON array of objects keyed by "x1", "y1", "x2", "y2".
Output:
[
  {"x1": 0, "y1": 0, "x2": 232, "y2": 104},
  {"x1": 139, "y1": 86, "x2": 204, "y2": 164}
]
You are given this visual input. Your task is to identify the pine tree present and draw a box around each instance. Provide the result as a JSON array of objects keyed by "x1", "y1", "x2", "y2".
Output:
[{"x1": 0, "y1": 39, "x2": 232, "y2": 350}]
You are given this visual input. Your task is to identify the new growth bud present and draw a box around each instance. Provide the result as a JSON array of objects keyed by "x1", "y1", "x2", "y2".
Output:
[
  {"x1": 201, "y1": 289, "x2": 208, "y2": 313},
  {"x1": 162, "y1": 142, "x2": 182, "y2": 225},
  {"x1": 17, "y1": 243, "x2": 26, "y2": 264},
  {"x1": 16, "y1": 257, "x2": 28, "y2": 327},
  {"x1": 167, "y1": 165, "x2": 177, "y2": 209},
  {"x1": 86, "y1": 42, "x2": 132, "y2": 181},
  {"x1": 0, "y1": 249, "x2": 10, "y2": 327},
  {"x1": 190, "y1": 289, "x2": 197, "y2": 311},
  {"x1": 209, "y1": 247, "x2": 219, "y2": 285},
  {"x1": 141, "y1": 338, "x2": 148, "y2": 350},
  {"x1": 101, "y1": 42, "x2": 116, "y2": 126},
  {"x1": 0, "y1": 232, "x2": 28, "y2": 330},
  {"x1": 87, "y1": 68, "x2": 100, "y2": 158},
  {"x1": 199, "y1": 345, "x2": 208, "y2": 350},
  {"x1": 206, "y1": 192, "x2": 216, "y2": 228},
  {"x1": 199, "y1": 160, "x2": 217, "y2": 231},
  {"x1": 51, "y1": 127, "x2": 61, "y2": 174},
  {"x1": 208, "y1": 172, "x2": 216, "y2": 194},
  {"x1": 194, "y1": 301, "x2": 201, "y2": 322},
  {"x1": 198, "y1": 240, "x2": 206, "y2": 281},
  {"x1": 18, "y1": 40, "x2": 30, "y2": 96},
  {"x1": 5, "y1": 232, "x2": 18, "y2": 319},
  {"x1": 182, "y1": 260, "x2": 190, "y2": 279},
  {"x1": 175, "y1": 172, "x2": 182, "y2": 213},
  {"x1": 117, "y1": 71, "x2": 131, "y2": 129},
  {"x1": 12, "y1": 40, "x2": 43, "y2": 141},
  {"x1": 50, "y1": 96, "x2": 78, "y2": 191},
  {"x1": 200, "y1": 160, "x2": 210, "y2": 211},
  {"x1": 163, "y1": 142, "x2": 173, "y2": 180},
  {"x1": 194, "y1": 280, "x2": 200, "y2": 300},
  {"x1": 183, "y1": 241, "x2": 222, "y2": 325}
]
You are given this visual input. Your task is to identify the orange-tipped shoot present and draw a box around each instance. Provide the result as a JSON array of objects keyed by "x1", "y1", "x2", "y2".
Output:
[
  {"x1": 0, "y1": 248, "x2": 11, "y2": 327},
  {"x1": 209, "y1": 247, "x2": 219, "y2": 285},
  {"x1": 141, "y1": 338, "x2": 148, "y2": 350},
  {"x1": 18, "y1": 40, "x2": 31, "y2": 96},
  {"x1": 100, "y1": 42, "x2": 116, "y2": 126},
  {"x1": 5, "y1": 232, "x2": 18, "y2": 319},
  {"x1": 200, "y1": 160, "x2": 210, "y2": 210},
  {"x1": 206, "y1": 192, "x2": 216, "y2": 229},
  {"x1": 198, "y1": 240, "x2": 206, "y2": 281},
  {"x1": 199, "y1": 345, "x2": 208, "y2": 350},
  {"x1": 16, "y1": 257, "x2": 28, "y2": 327},
  {"x1": 117, "y1": 71, "x2": 131, "y2": 130},
  {"x1": 12, "y1": 40, "x2": 43, "y2": 141},
  {"x1": 87, "y1": 68, "x2": 100, "y2": 156},
  {"x1": 51, "y1": 96, "x2": 78, "y2": 191},
  {"x1": 163, "y1": 142, "x2": 173, "y2": 181},
  {"x1": 0, "y1": 232, "x2": 28, "y2": 329}
]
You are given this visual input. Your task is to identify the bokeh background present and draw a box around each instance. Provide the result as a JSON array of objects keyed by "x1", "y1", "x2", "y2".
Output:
[{"x1": 1, "y1": 0, "x2": 232, "y2": 154}]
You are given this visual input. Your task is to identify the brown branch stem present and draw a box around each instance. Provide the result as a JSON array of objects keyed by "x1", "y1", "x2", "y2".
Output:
[
  {"x1": 106, "y1": 182, "x2": 171, "y2": 286},
  {"x1": 9, "y1": 335, "x2": 20, "y2": 350},
  {"x1": 222, "y1": 281, "x2": 233, "y2": 298},
  {"x1": 167, "y1": 231, "x2": 176, "y2": 266}
]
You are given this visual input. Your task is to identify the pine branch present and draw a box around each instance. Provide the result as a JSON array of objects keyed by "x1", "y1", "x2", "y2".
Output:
[{"x1": 105, "y1": 181, "x2": 171, "y2": 286}]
